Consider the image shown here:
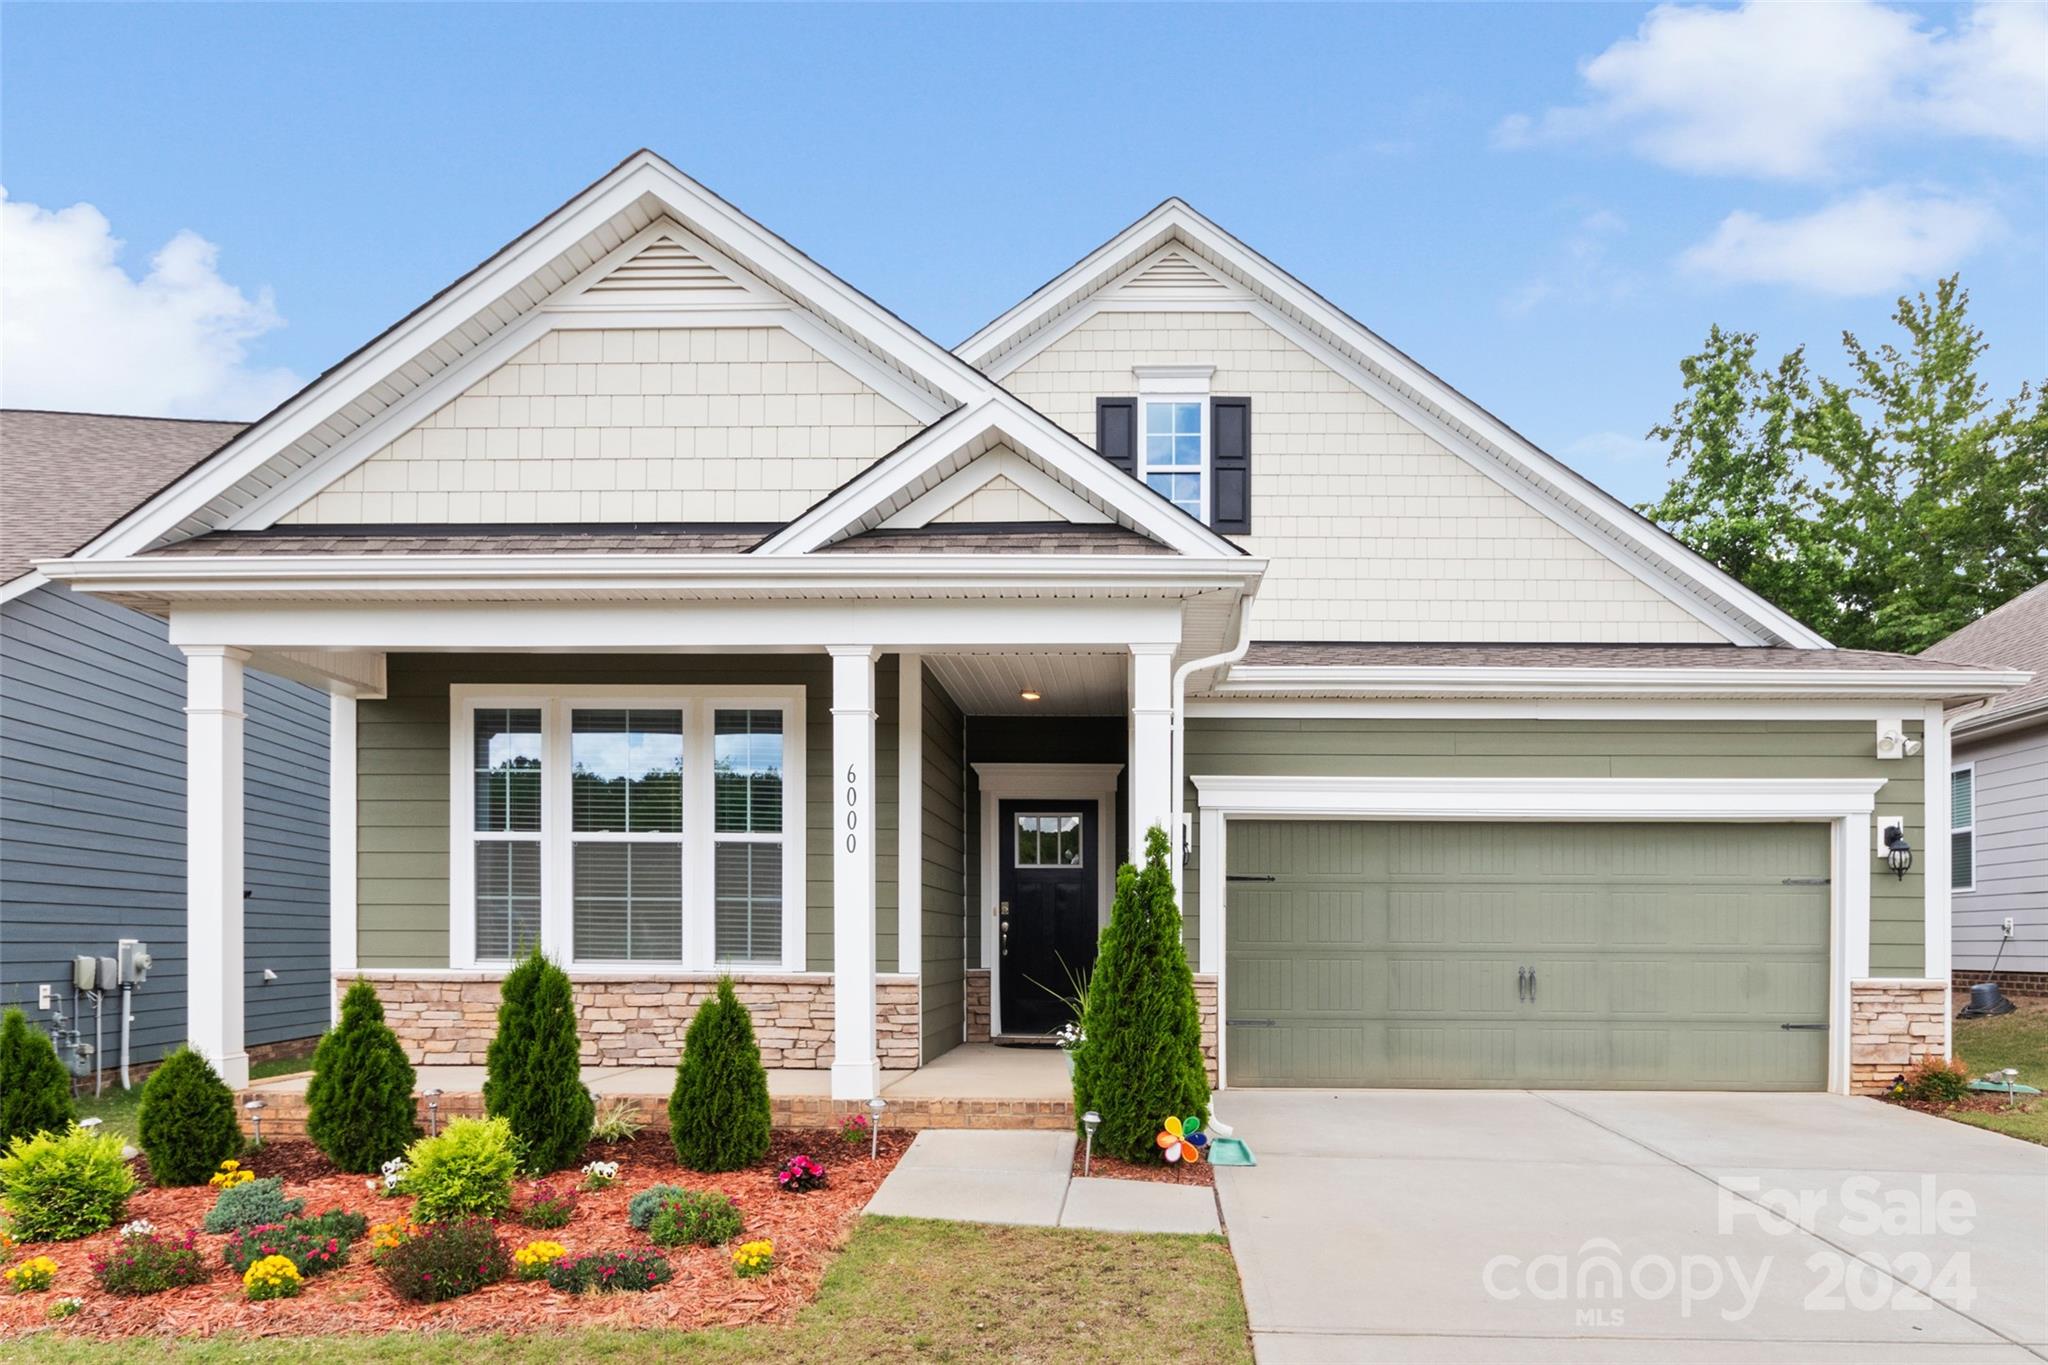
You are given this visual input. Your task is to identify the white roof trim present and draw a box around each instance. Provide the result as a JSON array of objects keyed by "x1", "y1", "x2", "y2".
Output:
[
  {"x1": 1190, "y1": 774, "x2": 1885, "y2": 820},
  {"x1": 73, "y1": 151, "x2": 1009, "y2": 560},
  {"x1": 755, "y1": 394, "x2": 1246, "y2": 558},
  {"x1": 959, "y1": 200, "x2": 1830, "y2": 650},
  {"x1": 1211, "y1": 663, "x2": 2033, "y2": 702},
  {"x1": 882, "y1": 448, "x2": 1108, "y2": 528},
  {"x1": 0, "y1": 569, "x2": 48, "y2": 606}
]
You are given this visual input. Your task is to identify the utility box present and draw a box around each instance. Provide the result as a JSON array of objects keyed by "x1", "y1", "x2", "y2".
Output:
[
  {"x1": 96, "y1": 957, "x2": 119, "y2": 992},
  {"x1": 72, "y1": 956, "x2": 96, "y2": 991},
  {"x1": 117, "y1": 940, "x2": 151, "y2": 986}
]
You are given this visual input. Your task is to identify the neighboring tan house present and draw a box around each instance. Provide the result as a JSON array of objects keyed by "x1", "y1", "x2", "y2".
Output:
[
  {"x1": 39, "y1": 151, "x2": 2026, "y2": 1100},
  {"x1": 1925, "y1": 582, "x2": 2048, "y2": 998},
  {"x1": 1, "y1": 410, "x2": 331, "y2": 1079}
]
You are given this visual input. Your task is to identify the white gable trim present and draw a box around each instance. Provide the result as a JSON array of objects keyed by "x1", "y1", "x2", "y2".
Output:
[
  {"x1": 225, "y1": 218, "x2": 952, "y2": 531},
  {"x1": 882, "y1": 449, "x2": 1107, "y2": 528},
  {"x1": 960, "y1": 201, "x2": 1830, "y2": 649},
  {"x1": 755, "y1": 395, "x2": 1243, "y2": 558},
  {"x1": 74, "y1": 152, "x2": 1001, "y2": 560}
]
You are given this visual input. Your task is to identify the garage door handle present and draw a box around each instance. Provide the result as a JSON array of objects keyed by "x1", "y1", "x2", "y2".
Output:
[
  {"x1": 1529, "y1": 968, "x2": 1537, "y2": 1003},
  {"x1": 1228, "y1": 1019, "x2": 1277, "y2": 1028},
  {"x1": 1779, "y1": 1023, "x2": 1827, "y2": 1031},
  {"x1": 1227, "y1": 874, "x2": 1276, "y2": 882},
  {"x1": 1517, "y1": 967, "x2": 1529, "y2": 1002}
]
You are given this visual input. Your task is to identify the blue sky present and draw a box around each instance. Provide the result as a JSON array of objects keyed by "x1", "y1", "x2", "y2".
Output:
[{"x1": 2, "y1": 1, "x2": 2042, "y2": 506}]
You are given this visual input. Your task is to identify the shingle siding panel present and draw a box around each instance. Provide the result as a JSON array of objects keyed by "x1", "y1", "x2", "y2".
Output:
[{"x1": 0, "y1": 584, "x2": 330, "y2": 1065}]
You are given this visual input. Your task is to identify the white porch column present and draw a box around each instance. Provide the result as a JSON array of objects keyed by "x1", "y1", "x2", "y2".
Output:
[
  {"x1": 329, "y1": 694, "x2": 358, "y2": 1027},
  {"x1": 830, "y1": 646, "x2": 881, "y2": 1100},
  {"x1": 1129, "y1": 644, "x2": 1176, "y2": 863},
  {"x1": 184, "y1": 646, "x2": 250, "y2": 1089},
  {"x1": 897, "y1": 654, "x2": 923, "y2": 983}
]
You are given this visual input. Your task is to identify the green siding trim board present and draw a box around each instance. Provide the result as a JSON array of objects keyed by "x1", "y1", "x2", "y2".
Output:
[
  {"x1": 355, "y1": 652, "x2": 904, "y2": 971},
  {"x1": 1185, "y1": 717, "x2": 1928, "y2": 977}
]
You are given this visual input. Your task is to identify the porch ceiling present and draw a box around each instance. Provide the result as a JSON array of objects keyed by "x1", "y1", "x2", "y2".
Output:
[{"x1": 926, "y1": 651, "x2": 1127, "y2": 716}]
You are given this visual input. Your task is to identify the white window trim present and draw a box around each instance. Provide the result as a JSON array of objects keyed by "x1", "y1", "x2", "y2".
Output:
[
  {"x1": 450, "y1": 684, "x2": 807, "y2": 973},
  {"x1": 1135, "y1": 365, "x2": 1213, "y2": 527},
  {"x1": 1950, "y1": 762, "x2": 1976, "y2": 894}
]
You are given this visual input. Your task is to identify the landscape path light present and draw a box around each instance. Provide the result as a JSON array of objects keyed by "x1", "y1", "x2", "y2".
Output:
[
  {"x1": 868, "y1": 1096, "x2": 886, "y2": 1161},
  {"x1": 422, "y1": 1087, "x2": 443, "y2": 1136},
  {"x1": 1082, "y1": 1110, "x2": 1101, "y2": 1177},
  {"x1": 244, "y1": 1097, "x2": 266, "y2": 1146}
]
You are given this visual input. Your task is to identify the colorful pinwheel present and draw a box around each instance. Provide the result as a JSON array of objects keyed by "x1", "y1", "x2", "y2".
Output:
[{"x1": 1155, "y1": 1114, "x2": 1209, "y2": 1163}]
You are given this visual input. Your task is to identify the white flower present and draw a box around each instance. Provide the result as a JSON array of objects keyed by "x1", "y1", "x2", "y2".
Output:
[
  {"x1": 119, "y1": 1218, "x2": 155, "y2": 1238},
  {"x1": 582, "y1": 1160, "x2": 619, "y2": 1179}
]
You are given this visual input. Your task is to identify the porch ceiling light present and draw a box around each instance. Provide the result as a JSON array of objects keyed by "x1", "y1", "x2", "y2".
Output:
[
  {"x1": 1882, "y1": 825, "x2": 1913, "y2": 880},
  {"x1": 1019, "y1": 689, "x2": 1042, "y2": 702}
]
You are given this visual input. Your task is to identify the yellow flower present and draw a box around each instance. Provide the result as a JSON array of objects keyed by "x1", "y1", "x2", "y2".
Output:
[
  {"x1": 367, "y1": 1220, "x2": 416, "y2": 1259},
  {"x1": 243, "y1": 1254, "x2": 302, "y2": 1301},
  {"x1": 731, "y1": 1239, "x2": 775, "y2": 1278},
  {"x1": 209, "y1": 1159, "x2": 255, "y2": 1189},
  {"x1": 513, "y1": 1240, "x2": 567, "y2": 1279},
  {"x1": 6, "y1": 1256, "x2": 59, "y2": 1293}
]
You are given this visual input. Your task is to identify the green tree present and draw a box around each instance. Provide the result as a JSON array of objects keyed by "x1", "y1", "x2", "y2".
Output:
[
  {"x1": 137, "y1": 1048, "x2": 241, "y2": 1185},
  {"x1": 667, "y1": 976, "x2": 771, "y2": 1172},
  {"x1": 0, "y1": 1008, "x2": 74, "y2": 1147},
  {"x1": 306, "y1": 980, "x2": 419, "y2": 1172},
  {"x1": 483, "y1": 948, "x2": 594, "y2": 1174},
  {"x1": 1072, "y1": 826, "x2": 1211, "y2": 1163},
  {"x1": 1642, "y1": 277, "x2": 2046, "y2": 652}
]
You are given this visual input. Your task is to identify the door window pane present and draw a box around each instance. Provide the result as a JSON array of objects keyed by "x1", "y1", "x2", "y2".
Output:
[
  {"x1": 715, "y1": 710, "x2": 784, "y2": 834},
  {"x1": 571, "y1": 709, "x2": 683, "y2": 833},
  {"x1": 474, "y1": 841, "x2": 541, "y2": 959},
  {"x1": 715, "y1": 842, "x2": 783, "y2": 963},
  {"x1": 572, "y1": 842, "x2": 683, "y2": 961},
  {"x1": 474, "y1": 709, "x2": 542, "y2": 832},
  {"x1": 1015, "y1": 813, "x2": 1083, "y2": 868}
]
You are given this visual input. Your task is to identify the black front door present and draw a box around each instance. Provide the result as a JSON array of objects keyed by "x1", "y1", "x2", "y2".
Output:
[{"x1": 997, "y1": 799, "x2": 1099, "y2": 1037}]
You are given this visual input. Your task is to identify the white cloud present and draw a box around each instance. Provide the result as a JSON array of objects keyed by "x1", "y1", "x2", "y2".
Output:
[
  {"x1": 1497, "y1": 1, "x2": 2048, "y2": 179},
  {"x1": 0, "y1": 187, "x2": 300, "y2": 418},
  {"x1": 1679, "y1": 187, "x2": 2001, "y2": 295},
  {"x1": 1563, "y1": 430, "x2": 1665, "y2": 465}
]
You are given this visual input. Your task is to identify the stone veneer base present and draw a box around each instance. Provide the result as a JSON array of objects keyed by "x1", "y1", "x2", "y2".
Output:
[
  {"x1": 960, "y1": 967, "x2": 1218, "y2": 1085},
  {"x1": 1849, "y1": 979, "x2": 1949, "y2": 1095},
  {"x1": 346, "y1": 971, "x2": 920, "y2": 1071}
]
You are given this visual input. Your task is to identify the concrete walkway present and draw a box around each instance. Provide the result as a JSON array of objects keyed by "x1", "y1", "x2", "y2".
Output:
[
  {"x1": 864, "y1": 1129, "x2": 1222, "y2": 1236},
  {"x1": 1213, "y1": 1090, "x2": 2048, "y2": 1364}
]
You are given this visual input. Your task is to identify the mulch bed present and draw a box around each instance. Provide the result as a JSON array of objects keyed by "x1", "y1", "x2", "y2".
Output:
[
  {"x1": 1071, "y1": 1149, "x2": 1214, "y2": 1186},
  {"x1": 2, "y1": 1129, "x2": 903, "y2": 1341},
  {"x1": 1886, "y1": 1093, "x2": 2041, "y2": 1120}
]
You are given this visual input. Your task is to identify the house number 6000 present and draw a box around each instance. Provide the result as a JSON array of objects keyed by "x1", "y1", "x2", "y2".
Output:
[{"x1": 844, "y1": 764, "x2": 859, "y2": 852}]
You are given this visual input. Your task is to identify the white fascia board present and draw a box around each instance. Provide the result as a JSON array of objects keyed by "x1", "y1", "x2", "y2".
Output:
[
  {"x1": 0, "y1": 570, "x2": 48, "y2": 606},
  {"x1": 1212, "y1": 663, "x2": 2034, "y2": 702},
  {"x1": 882, "y1": 448, "x2": 1110, "y2": 528},
  {"x1": 962, "y1": 200, "x2": 1828, "y2": 649},
  {"x1": 757, "y1": 394, "x2": 1244, "y2": 558},
  {"x1": 75, "y1": 152, "x2": 997, "y2": 560},
  {"x1": 1189, "y1": 774, "x2": 1887, "y2": 821}
]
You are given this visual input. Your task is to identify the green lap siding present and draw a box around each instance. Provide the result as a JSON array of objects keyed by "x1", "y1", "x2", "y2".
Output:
[
  {"x1": 355, "y1": 653, "x2": 901, "y2": 971},
  {"x1": 1225, "y1": 819, "x2": 1831, "y2": 1089},
  {"x1": 1185, "y1": 716, "x2": 1926, "y2": 978},
  {"x1": 920, "y1": 670, "x2": 967, "y2": 1062}
]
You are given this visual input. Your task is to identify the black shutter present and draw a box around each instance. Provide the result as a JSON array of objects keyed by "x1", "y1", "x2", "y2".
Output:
[
  {"x1": 1211, "y1": 396, "x2": 1251, "y2": 533},
  {"x1": 1096, "y1": 397, "x2": 1137, "y2": 476}
]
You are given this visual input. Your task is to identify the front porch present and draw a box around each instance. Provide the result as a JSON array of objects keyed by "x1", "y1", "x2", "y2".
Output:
[{"x1": 238, "y1": 1042, "x2": 1077, "y2": 1138}]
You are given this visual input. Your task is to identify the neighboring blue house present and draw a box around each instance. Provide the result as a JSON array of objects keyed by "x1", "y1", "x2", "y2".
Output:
[{"x1": 1, "y1": 409, "x2": 332, "y2": 1082}]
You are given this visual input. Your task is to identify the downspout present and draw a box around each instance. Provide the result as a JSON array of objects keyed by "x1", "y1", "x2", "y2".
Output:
[
  {"x1": 1169, "y1": 582, "x2": 1260, "y2": 902},
  {"x1": 1938, "y1": 695, "x2": 1992, "y2": 1066}
]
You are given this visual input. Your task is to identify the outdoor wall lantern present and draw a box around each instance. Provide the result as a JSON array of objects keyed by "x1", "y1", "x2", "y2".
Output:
[{"x1": 1882, "y1": 824, "x2": 1914, "y2": 880}]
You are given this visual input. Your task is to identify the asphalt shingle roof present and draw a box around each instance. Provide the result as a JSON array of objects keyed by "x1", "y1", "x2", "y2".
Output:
[{"x1": 1922, "y1": 582, "x2": 2048, "y2": 729}]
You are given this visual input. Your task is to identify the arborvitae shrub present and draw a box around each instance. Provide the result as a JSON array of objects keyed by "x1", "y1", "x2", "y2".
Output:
[
  {"x1": 1071, "y1": 826, "x2": 1211, "y2": 1162},
  {"x1": 306, "y1": 980, "x2": 419, "y2": 1173},
  {"x1": 137, "y1": 1048, "x2": 242, "y2": 1186},
  {"x1": 0, "y1": 1009, "x2": 73, "y2": 1148},
  {"x1": 667, "y1": 977, "x2": 771, "y2": 1172},
  {"x1": 482, "y1": 949, "x2": 593, "y2": 1174}
]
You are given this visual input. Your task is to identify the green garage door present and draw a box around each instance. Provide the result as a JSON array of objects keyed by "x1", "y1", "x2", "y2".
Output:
[{"x1": 1224, "y1": 821, "x2": 1830, "y2": 1090}]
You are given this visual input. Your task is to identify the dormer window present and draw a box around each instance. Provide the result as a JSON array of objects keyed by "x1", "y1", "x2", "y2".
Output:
[{"x1": 1142, "y1": 399, "x2": 1206, "y2": 520}]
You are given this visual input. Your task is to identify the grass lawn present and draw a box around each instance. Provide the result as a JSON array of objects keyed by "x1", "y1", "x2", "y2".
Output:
[
  {"x1": 1950, "y1": 998, "x2": 2048, "y2": 1146},
  {"x1": 6, "y1": 1216, "x2": 1251, "y2": 1363},
  {"x1": 70, "y1": 1053, "x2": 314, "y2": 1146}
]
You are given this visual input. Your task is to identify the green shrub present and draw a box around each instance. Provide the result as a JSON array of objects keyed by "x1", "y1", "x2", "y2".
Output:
[
  {"x1": 626, "y1": 1183, "x2": 688, "y2": 1230},
  {"x1": 89, "y1": 1228, "x2": 209, "y2": 1295},
  {"x1": 398, "y1": 1115, "x2": 517, "y2": 1222},
  {"x1": 378, "y1": 1217, "x2": 509, "y2": 1303},
  {"x1": 201, "y1": 1176, "x2": 304, "y2": 1233},
  {"x1": 667, "y1": 977, "x2": 771, "y2": 1172},
  {"x1": 1903, "y1": 1057, "x2": 1974, "y2": 1105},
  {"x1": 483, "y1": 949, "x2": 594, "y2": 1175},
  {"x1": 544, "y1": 1248, "x2": 673, "y2": 1293},
  {"x1": 0, "y1": 1009, "x2": 73, "y2": 1148},
  {"x1": 1071, "y1": 826, "x2": 1211, "y2": 1163},
  {"x1": 222, "y1": 1224, "x2": 350, "y2": 1278},
  {"x1": 306, "y1": 981, "x2": 418, "y2": 1173},
  {"x1": 0, "y1": 1126, "x2": 137, "y2": 1241},
  {"x1": 137, "y1": 1048, "x2": 241, "y2": 1186},
  {"x1": 287, "y1": 1207, "x2": 370, "y2": 1243},
  {"x1": 646, "y1": 1189, "x2": 742, "y2": 1248}
]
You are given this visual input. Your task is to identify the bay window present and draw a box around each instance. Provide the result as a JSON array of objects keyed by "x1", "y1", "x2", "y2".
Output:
[{"x1": 451, "y1": 687, "x2": 804, "y2": 971}]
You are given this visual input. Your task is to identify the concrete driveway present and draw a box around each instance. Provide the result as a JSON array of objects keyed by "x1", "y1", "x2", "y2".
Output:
[{"x1": 1213, "y1": 1090, "x2": 2048, "y2": 1363}]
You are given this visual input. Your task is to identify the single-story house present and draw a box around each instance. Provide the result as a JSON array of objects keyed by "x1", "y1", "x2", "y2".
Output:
[
  {"x1": 1, "y1": 409, "x2": 331, "y2": 1080},
  {"x1": 1925, "y1": 581, "x2": 2048, "y2": 998},
  {"x1": 40, "y1": 150, "x2": 2027, "y2": 1098}
]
